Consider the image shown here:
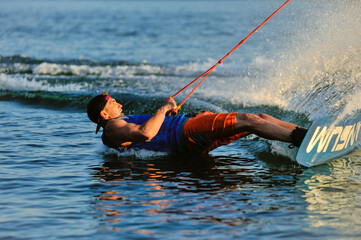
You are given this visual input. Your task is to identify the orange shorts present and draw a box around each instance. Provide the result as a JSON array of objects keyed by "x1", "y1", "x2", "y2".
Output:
[{"x1": 182, "y1": 111, "x2": 249, "y2": 153}]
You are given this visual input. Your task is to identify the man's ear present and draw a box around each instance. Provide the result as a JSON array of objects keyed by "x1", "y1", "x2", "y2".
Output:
[{"x1": 100, "y1": 110, "x2": 110, "y2": 120}]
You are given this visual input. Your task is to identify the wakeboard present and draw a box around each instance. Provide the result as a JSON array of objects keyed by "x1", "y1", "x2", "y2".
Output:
[{"x1": 296, "y1": 111, "x2": 361, "y2": 167}]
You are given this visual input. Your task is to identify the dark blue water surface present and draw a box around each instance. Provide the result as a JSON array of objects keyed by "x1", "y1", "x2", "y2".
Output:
[{"x1": 1, "y1": 0, "x2": 361, "y2": 239}]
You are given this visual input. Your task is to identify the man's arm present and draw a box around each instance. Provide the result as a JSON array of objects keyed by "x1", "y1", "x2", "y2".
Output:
[{"x1": 105, "y1": 98, "x2": 177, "y2": 147}]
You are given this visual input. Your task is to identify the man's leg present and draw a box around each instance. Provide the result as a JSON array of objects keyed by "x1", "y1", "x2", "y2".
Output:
[
  {"x1": 235, "y1": 113, "x2": 296, "y2": 143},
  {"x1": 255, "y1": 113, "x2": 298, "y2": 131},
  {"x1": 183, "y1": 112, "x2": 307, "y2": 152}
]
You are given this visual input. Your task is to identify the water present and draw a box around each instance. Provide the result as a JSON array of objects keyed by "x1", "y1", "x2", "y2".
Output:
[{"x1": 1, "y1": 0, "x2": 361, "y2": 239}]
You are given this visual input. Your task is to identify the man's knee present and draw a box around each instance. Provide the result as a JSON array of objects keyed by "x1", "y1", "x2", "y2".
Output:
[
  {"x1": 235, "y1": 113, "x2": 265, "y2": 130},
  {"x1": 255, "y1": 113, "x2": 271, "y2": 121}
]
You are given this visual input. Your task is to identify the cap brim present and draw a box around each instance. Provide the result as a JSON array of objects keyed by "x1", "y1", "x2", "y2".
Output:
[{"x1": 95, "y1": 122, "x2": 101, "y2": 134}]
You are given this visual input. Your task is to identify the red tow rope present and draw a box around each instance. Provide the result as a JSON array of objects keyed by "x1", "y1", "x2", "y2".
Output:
[{"x1": 171, "y1": 0, "x2": 292, "y2": 110}]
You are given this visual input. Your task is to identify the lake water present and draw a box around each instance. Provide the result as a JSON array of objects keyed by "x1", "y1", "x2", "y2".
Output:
[{"x1": 1, "y1": 0, "x2": 361, "y2": 239}]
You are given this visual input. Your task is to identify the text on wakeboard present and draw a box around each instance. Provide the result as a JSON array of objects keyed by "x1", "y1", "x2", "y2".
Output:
[{"x1": 306, "y1": 121, "x2": 361, "y2": 153}]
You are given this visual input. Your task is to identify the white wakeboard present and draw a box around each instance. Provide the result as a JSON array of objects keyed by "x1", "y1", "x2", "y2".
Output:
[{"x1": 296, "y1": 111, "x2": 361, "y2": 167}]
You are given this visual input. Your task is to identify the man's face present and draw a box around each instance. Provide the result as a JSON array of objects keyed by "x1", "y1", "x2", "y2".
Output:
[{"x1": 101, "y1": 97, "x2": 123, "y2": 119}]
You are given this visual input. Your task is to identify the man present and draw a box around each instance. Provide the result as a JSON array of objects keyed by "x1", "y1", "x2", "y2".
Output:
[{"x1": 87, "y1": 92, "x2": 307, "y2": 153}]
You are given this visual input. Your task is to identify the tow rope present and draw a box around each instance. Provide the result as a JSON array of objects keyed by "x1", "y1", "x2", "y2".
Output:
[{"x1": 171, "y1": 0, "x2": 292, "y2": 110}]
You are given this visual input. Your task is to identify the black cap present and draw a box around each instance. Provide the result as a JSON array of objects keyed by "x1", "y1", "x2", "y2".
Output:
[{"x1": 87, "y1": 92, "x2": 110, "y2": 134}]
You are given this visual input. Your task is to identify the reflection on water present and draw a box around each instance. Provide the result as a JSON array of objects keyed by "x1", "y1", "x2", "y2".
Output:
[
  {"x1": 88, "y1": 147, "x2": 361, "y2": 238},
  {"x1": 297, "y1": 151, "x2": 361, "y2": 236},
  {"x1": 90, "y1": 150, "x2": 313, "y2": 238}
]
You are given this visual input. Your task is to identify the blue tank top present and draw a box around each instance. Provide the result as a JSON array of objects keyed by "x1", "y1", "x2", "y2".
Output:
[{"x1": 102, "y1": 114, "x2": 189, "y2": 153}]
